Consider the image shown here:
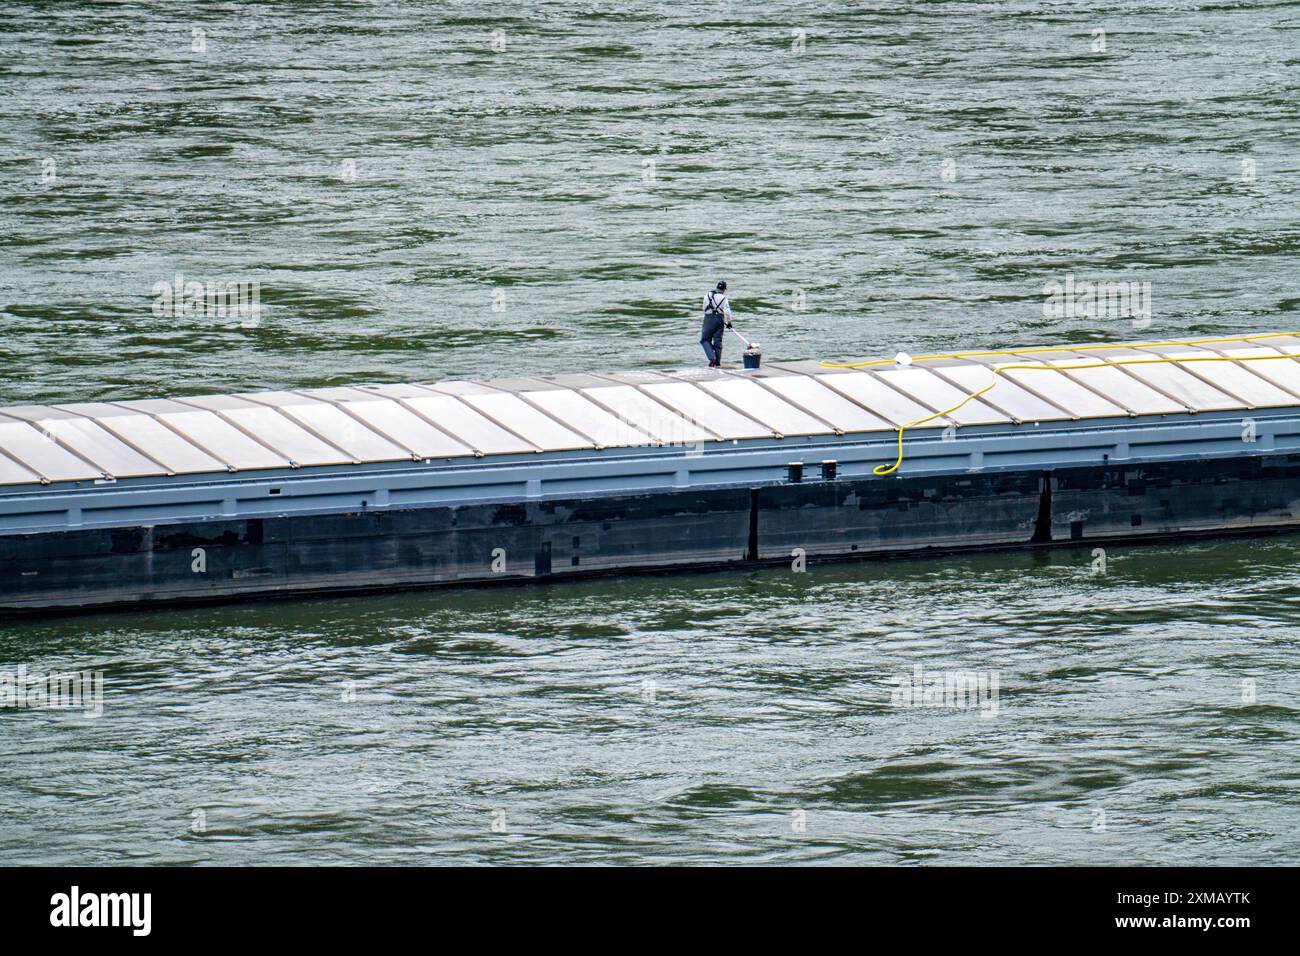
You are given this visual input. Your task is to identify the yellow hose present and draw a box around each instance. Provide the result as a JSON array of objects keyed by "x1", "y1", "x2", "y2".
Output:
[{"x1": 818, "y1": 332, "x2": 1300, "y2": 476}]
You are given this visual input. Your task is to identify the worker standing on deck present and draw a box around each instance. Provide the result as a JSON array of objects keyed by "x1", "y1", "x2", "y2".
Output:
[{"x1": 700, "y1": 280, "x2": 733, "y2": 367}]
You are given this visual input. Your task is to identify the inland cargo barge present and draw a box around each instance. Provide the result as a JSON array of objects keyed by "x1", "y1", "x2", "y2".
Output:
[{"x1": 5, "y1": 332, "x2": 1300, "y2": 616}]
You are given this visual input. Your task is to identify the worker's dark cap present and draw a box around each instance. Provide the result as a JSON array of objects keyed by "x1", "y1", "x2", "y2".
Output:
[{"x1": 716, "y1": 280, "x2": 727, "y2": 291}]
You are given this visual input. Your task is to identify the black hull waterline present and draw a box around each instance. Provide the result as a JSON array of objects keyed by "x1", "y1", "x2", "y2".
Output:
[{"x1": 5, "y1": 454, "x2": 1300, "y2": 617}]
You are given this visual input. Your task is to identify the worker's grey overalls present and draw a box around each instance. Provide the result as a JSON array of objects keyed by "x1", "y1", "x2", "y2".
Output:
[{"x1": 700, "y1": 292, "x2": 725, "y2": 365}]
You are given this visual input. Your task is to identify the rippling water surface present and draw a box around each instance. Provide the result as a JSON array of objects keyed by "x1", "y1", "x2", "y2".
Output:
[{"x1": 1, "y1": 1, "x2": 1298, "y2": 865}]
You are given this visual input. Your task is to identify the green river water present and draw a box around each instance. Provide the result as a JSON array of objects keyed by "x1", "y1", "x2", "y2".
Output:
[{"x1": 0, "y1": 1, "x2": 1297, "y2": 864}]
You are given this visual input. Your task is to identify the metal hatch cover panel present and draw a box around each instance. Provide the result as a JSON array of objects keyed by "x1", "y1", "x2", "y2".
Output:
[
  {"x1": 175, "y1": 393, "x2": 261, "y2": 411},
  {"x1": 90, "y1": 413, "x2": 226, "y2": 475},
  {"x1": 770, "y1": 360, "x2": 850, "y2": 376},
  {"x1": 1250, "y1": 335, "x2": 1300, "y2": 355},
  {"x1": 813, "y1": 371, "x2": 947, "y2": 429},
  {"x1": 485, "y1": 376, "x2": 561, "y2": 392},
  {"x1": 578, "y1": 385, "x2": 714, "y2": 444},
  {"x1": 0, "y1": 421, "x2": 102, "y2": 481},
  {"x1": 519, "y1": 389, "x2": 655, "y2": 448},
  {"x1": 756, "y1": 374, "x2": 893, "y2": 434},
  {"x1": 51, "y1": 404, "x2": 226, "y2": 476},
  {"x1": 0, "y1": 405, "x2": 167, "y2": 475},
  {"x1": 698, "y1": 378, "x2": 832, "y2": 436},
  {"x1": 399, "y1": 394, "x2": 537, "y2": 455},
  {"x1": 639, "y1": 382, "x2": 772, "y2": 439},
  {"x1": 295, "y1": 386, "x2": 381, "y2": 403},
  {"x1": 1138, "y1": 345, "x2": 1298, "y2": 408},
  {"x1": 1208, "y1": 345, "x2": 1300, "y2": 397},
  {"x1": 544, "y1": 372, "x2": 634, "y2": 390},
  {"x1": 319, "y1": 398, "x2": 474, "y2": 459},
  {"x1": 0, "y1": 405, "x2": 83, "y2": 422},
  {"x1": 423, "y1": 381, "x2": 505, "y2": 397},
  {"x1": 113, "y1": 398, "x2": 204, "y2": 415},
  {"x1": 0, "y1": 451, "x2": 39, "y2": 486},
  {"x1": 33, "y1": 417, "x2": 166, "y2": 478},
  {"x1": 1085, "y1": 348, "x2": 1236, "y2": 411},
  {"x1": 211, "y1": 406, "x2": 350, "y2": 466},
  {"x1": 51, "y1": 402, "x2": 138, "y2": 419},
  {"x1": 872, "y1": 367, "x2": 1009, "y2": 426},
  {"x1": 234, "y1": 390, "x2": 409, "y2": 461},
  {"x1": 668, "y1": 367, "x2": 731, "y2": 383},
  {"x1": 356, "y1": 383, "x2": 447, "y2": 400},
  {"x1": 927, "y1": 363, "x2": 1073, "y2": 422},
  {"x1": 592, "y1": 370, "x2": 676, "y2": 386},
  {"x1": 234, "y1": 390, "x2": 323, "y2": 408},
  {"x1": 1018, "y1": 352, "x2": 1184, "y2": 415},
  {"x1": 458, "y1": 392, "x2": 594, "y2": 451},
  {"x1": 152, "y1": 410, "x2": 291, "y2": 471},
  {"x1": 0, "y1": 413, "x2": 42, "y2": 483},
  {"x1": 281, "y1": 403, "x2": 409, "y2": 462},
  {"x1": 983, "y1": 362, "x2": 1127, "y2": 419}
]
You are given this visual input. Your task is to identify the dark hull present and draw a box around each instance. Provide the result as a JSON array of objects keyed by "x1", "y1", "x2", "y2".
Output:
[{"x1": 4, "y1": 454, "x2": 1300, "y2": 617}]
